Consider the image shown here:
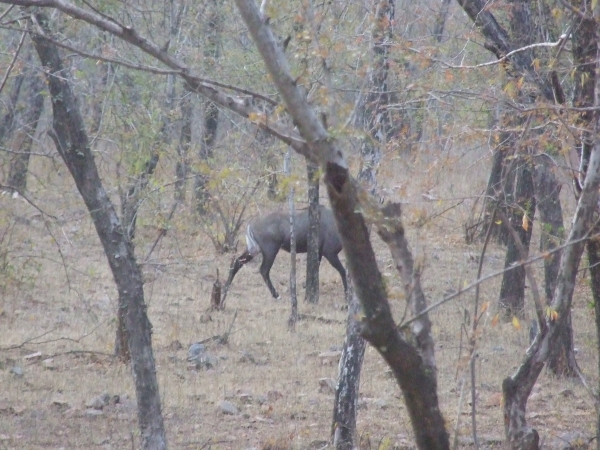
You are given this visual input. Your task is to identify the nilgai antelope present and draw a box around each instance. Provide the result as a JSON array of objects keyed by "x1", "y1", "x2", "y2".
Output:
[{"x1": 223, "y1": 207, "x2": 347, "y2": 300}]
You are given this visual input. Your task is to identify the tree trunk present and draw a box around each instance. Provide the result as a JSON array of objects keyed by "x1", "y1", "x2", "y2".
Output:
[
  {"x1": 194, "y1": 0, "x2": 221, "y2": 214},
  {"x1": 533, "y1": 156, "x2": 577, "y2": 376},
  {"x1": 285, "y1": 149, "x2": 298, "y2": 328},
  {"x1": 331, "y1": 0, "x2": 395, "y2": 446},
  {"x1": 305, "y1": 159, "x2": 320, "y2": 304},
  {"x1": 88, "y1": 35, "x2": 111, "y2": 136},
  {"x1": 588, "y1": 235, "x2": 600, "y2": 450},
  {"x1": 175, "y1": 92, "x2": 192, "y2": 203},
  {"x1": 332, "y1": 281, "x2": 366, "y2": 449},
  {"x1": 433, "y1": 0, "x2": 452, "y2": 42},
  {"x1": 499, "y1": 161, "x2": 536, "y2": 319},
  {"x1": 234, "y1": 2, "x2": 448, "y2": 446},
  {"x1": 31, "y1": 13, "x2": 167, "y2": 449},
  {"x1": 357, "y1": 0, "x2": 394, "y2": 192},
  {"x1": 6, "y1": 66, "x2": 44, "y2": 192},
  {"x1": 480, "y1": 129, "x2": 512, "y2": 244},
  {"x1": 0, "y1": 51, "x2": 27, "y2": 145},
  {"x1": 194, "y1": 99, "x2": 218, "y2": 214}
]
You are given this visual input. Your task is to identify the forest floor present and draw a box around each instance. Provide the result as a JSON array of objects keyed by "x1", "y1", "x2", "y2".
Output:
[{"x1": 0, "y1": 150, "x2": 597, "y2": 449}]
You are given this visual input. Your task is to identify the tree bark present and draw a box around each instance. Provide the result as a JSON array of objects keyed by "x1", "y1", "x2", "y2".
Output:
[
  {"x1": 332, "y1": 282, "x2": 366, "y2": 449},
  {"x1": 175, "y1": 92, "x2": 192, "y2": 203},
  {"x1": 194, "y1": 0, "x2": 221, "y2": 215},
  {"x1": 194, "y1": 99, "x2": 218, "y2": 214},
  {"x1": 0, "y1": 48, "x2": 27, "y2": 145},
  {"x1": 357, "y1": 0, "x2": 394, "y2": 191},
  {"x1": 31, "y1": 13, "x2": 167, "y2": 449},
  {"x1": 499, "y1": 162, "x2": 536, "y2": 319},
  {"x1": 533, "y1": 156, "x2": 576, "y2": 376},
  {"x1": 305, "y1": 159, "x2": 320, "y2": 304},
  {"x1": 433, "y1": 0, "x2": 452, "y2": 42},
  {"x1": 6, "y1": 65, "x2": 44, "y2": 193},
  {"x1": 285, "y1": 149, "x2": 298, "y2": 328}
]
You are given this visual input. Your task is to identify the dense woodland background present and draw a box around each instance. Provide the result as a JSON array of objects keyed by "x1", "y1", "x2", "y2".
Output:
[{"x1": 1, "y1": 0, "x2": 600, "y2": 448}]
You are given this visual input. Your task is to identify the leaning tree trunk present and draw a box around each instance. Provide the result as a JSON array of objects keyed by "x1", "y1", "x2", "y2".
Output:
[
  {"x1": 31, "y1": 13, "x2": 167, "y2": 449},
  {"x1": 333, "y1": 0, "x2": 394, "y2": 446},
  {"x1": 305, "y1": 159, "x2": 320, "y2": 304},
  {"x1": 234, "y1": 2, "x2": 448, "y2": 447},
  {"x1": 6, "y1": 66, "x2": 44, "y2": 193}
]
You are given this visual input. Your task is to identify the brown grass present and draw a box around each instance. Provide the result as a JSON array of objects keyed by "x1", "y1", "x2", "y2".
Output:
[{"x1": 0, "y1": 147, "x2": 597, "y2": 449}]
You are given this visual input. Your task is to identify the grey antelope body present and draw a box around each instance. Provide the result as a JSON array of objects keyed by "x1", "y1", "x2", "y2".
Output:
[{"x1": 224, "y1": 207, "x2": 347, "y2": 300}]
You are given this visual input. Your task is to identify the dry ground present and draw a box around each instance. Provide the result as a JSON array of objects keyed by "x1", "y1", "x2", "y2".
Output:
[{"x1": 0, "y1": 149, "x2": 598, "y2": 449}]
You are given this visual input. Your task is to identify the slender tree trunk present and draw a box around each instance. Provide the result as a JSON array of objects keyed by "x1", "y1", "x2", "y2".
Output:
[
  {"x1": 285, "y1": 149, "x2": 298, "y2": 328},
  {"x1": 0, "y1": 49, "x2": 28, "y2": 145},
  {"x1": 357, "y1": 0, "x2": 394, "y2": 192},
  {"x1": 433, "y1": 0, "x2": 452, "y2": 42},
  {"x1": 533, "y1": 156, "x2": 576, "y2": 376},
  {"x1": 175, "y1": 92, "x2": 192, "y2": 203},
  {"x1": 481, "y1": 128, "x2": 512, "y2": 244},
  {"x1": 6, "y1": 65, "x2": 44, "y2": 192},
  {"x1": 499, "y1": 161, "x2": 536, "y2": 319},
  {"x1": 194, "y1": 99, "x2": 218, "y2": 213},
  {"x1": 305, "y1": 159, "x2": 320, "y2": 304},
  {"x1": 31, "y1": 13, "x2": 166, "y2": 449},
  {"x1": 194, "y1": 0, "x2": 221, "y2": 214},
  {"x1": 332, "y1": 281, "x2": 366, "y2": 449},
  {"x1": 88, "y1": 34, "x2": 111, "y2": 136}
]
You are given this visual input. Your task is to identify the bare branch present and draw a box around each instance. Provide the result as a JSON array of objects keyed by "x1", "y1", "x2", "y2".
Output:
[
  {"x1": 409, "y1": 36, "x2": 568, "y2": 70},
  {"x1": 0, "y1": 26, "x2": 26, "y2": 95},
  {"x1": 0, "y1": 183, "x2": 59, "y2": 220},
  {"x1": 0, "y1": 0, "x2": 302, "y2": 152},
  {"x1": 401, "y1": 230, "x2": 600, "y2": 329}
]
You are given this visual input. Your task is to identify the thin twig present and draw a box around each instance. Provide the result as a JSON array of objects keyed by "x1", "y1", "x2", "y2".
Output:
[
  {"x1": 452, "y1": 376, "x2": 467, "y2": 450},
  {"x1": 408, "y1": 35, "x2": 568, "y2": 70},
  {"x1": 400, "y1": 231, "x2": 600, "y2": 329},
  {"x1": 0, "y1": 25, "x2": 25, "y2": 95},
  {"x1": 144, "y1": 201, "x2": 178, "y2": 262},
  {"x1": 0, "y1": 184, "x2": 59, "y2": 220}
]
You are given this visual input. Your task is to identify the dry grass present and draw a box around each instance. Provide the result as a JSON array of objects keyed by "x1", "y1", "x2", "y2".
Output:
[{"x1": 0, "y1": 147, "x2": 597, "y2": 449}]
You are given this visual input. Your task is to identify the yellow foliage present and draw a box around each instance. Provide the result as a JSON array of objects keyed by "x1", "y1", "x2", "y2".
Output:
[
  {"x1": 522, "y1": 214, "x2": 529, "y2": 232},
  {"x1": 512, "y1": 316, "x2": 521, "y2": 331},
  {"x1": 480, "y1": 301, "x2": 490, "y2": 315},
  {"x1": 545, "y1": 307, "x2": 559, "y2": 322}
]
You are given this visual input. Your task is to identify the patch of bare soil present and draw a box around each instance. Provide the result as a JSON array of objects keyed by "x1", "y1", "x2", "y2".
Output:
[{"x1": 0, "y1": 153, "x2": 596, "y2": 449}]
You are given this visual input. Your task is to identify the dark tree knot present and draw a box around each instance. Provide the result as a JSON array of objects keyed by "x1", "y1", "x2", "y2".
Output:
[{"x1": 325, "y1": 162, "x2": 348, "y2": 193}]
